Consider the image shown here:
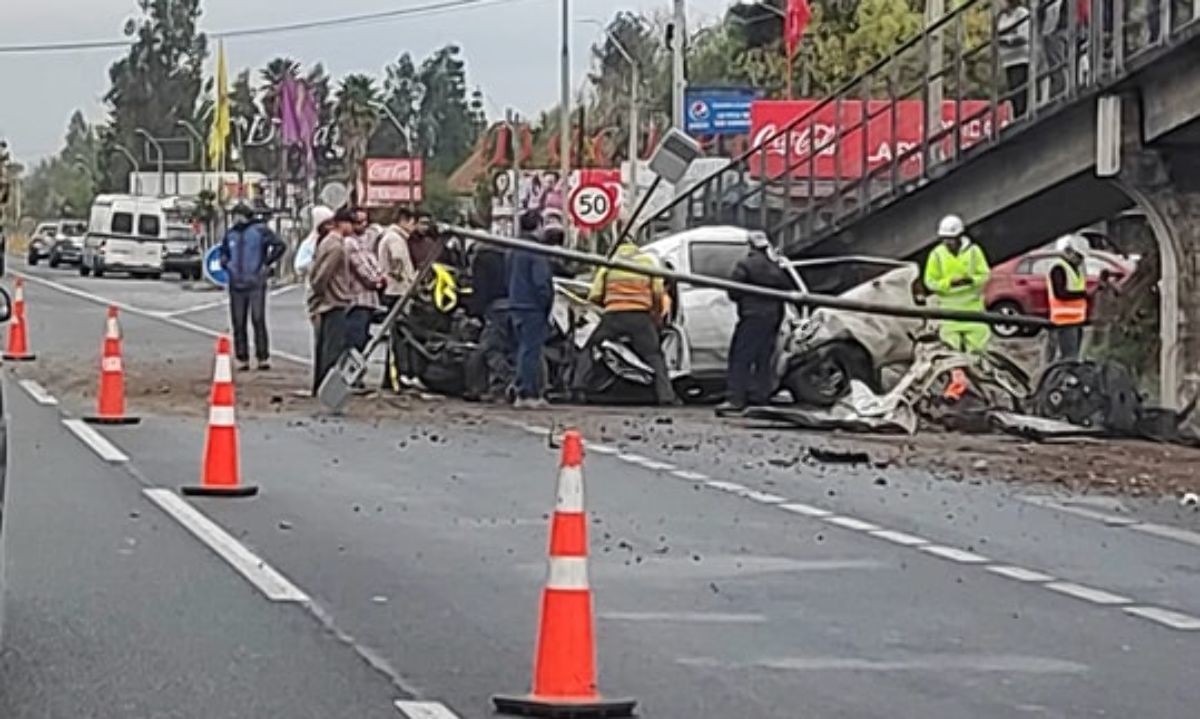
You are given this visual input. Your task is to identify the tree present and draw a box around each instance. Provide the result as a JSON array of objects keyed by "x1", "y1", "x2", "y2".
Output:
[
  {"x1": 334, "y1": 74, "x2": 381, "y2": 183},
  {"x1": 102, "y1": 0, "x2": 207, "y2": 190},
  {"x1": 415, "y1": 45, "x2": 486, "y2": 174},
  {"x1": 371, "y1": 52, "x2": 421, "y2": 158},
  {"x1": 20, "y1": 111, "x2": 101, "y2": 219},
  {"x1": 260, "y1": 57, "x2": 301, "y2": 119},
  {"x1": 305, "y1": 64, "x2": 340, "y2": 183}
]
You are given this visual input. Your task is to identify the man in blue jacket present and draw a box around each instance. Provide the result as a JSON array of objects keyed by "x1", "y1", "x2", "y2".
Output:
[
  {"x1": 219, "y1": 203, "x2": 287, "y2": 370},
  {"x1": 507, "y1": 210, "x2": 555, "y2": 409}
]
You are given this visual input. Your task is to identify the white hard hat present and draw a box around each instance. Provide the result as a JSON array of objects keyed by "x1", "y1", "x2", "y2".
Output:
[
  {"x1": 310, "y1": 205, "x2": 334, "y2": 229},
  {"x1": 937, "y1": 214, "x2": 965, "y2": 239},
  {"x1": 748, "y1": 231, "x2": 771, "y2": 250},
  {"x1": 1055, "y1": 233, "x2": 1088, "y2": 254}
]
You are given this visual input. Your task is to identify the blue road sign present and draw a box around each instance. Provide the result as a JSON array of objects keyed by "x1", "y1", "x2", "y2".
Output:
[
  {"x1": 684, "y1": 87, "x2": 758, "y2": 136},
  {"x1": 203, "y1": 246, "x2": 228, "y2": 288}
]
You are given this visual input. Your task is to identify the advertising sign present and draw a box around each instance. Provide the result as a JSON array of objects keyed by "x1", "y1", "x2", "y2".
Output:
[
  {"x1": 360, "y1": 158, "x2": 424, "y2": 208},
  {"x1": 685, "y1": 87, "x2": 758, "y2": 136},
  {"x1": 749, "y1": 99, "x2": 1010, "y2": 179}
]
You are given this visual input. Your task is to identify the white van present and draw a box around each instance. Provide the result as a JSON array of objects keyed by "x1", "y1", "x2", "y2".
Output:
[{"x1": 82, "y1": 195, "x2": 170, "y2": 278}]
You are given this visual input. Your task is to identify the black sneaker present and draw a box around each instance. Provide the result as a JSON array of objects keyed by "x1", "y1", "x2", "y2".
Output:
[
  {"x1": 237, "y1": 361, "x2": 251, "y2": 372},
  {"x1": 257, "y1": 360, "x2": 272, "y2": 371}
]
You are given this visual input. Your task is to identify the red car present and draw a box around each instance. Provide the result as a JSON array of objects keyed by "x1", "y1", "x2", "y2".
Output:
[{"x1": 984, "y1": 250, "x2": 1137, "y2": 337}]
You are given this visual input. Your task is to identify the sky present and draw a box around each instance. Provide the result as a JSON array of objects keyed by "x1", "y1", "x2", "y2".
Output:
[{"x1": 0, "y1": 0, "x2": 731, "y2": 163}]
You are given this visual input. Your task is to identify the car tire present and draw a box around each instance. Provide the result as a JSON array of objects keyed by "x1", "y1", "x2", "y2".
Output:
[
  {"x1": 48, "y1": 253, "x2": 61, "y2": 269},
  {"x1": 27, "y1": 252, "x2": 38, "y2": 267},
  {"x1": 93, "y1": 261, "x2": 105, "y2": 278},
  {"x1": 989, "y1": 300, "x2": 1026, "y2": 339},
  {"x1": 148, "y1": 272, "x2": 162, "y2": 281}
]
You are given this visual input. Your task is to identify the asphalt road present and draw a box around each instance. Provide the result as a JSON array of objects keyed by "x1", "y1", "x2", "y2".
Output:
[{"x1": 2, "y1": 260, "x2": 1198, "y2": 718}]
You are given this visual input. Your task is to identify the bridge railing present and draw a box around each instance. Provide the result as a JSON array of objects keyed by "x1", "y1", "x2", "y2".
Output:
[{"x1": 659, "y1": 0, "x2": 1199, "y2": 250}]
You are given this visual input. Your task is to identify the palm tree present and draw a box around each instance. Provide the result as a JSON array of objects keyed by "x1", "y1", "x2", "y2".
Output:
[
  {"x1": 335, "y1": 74, "x2": 381, "y2": 183},
  {"x1": 259, "y1": 57, "x2": 301, "y2": 119}
]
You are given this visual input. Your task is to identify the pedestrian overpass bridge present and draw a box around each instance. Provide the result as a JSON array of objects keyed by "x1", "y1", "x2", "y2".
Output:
[{"x1": 665, "y1": 0, "x2": 1200, "y2": 409}]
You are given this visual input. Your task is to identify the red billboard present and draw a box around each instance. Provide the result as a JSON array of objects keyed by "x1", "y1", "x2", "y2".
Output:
[
  {"x1": 749, "y1": 99, "x2": 1007, "y2": 180},
  {"x1": 360, "y1": 158, "x2": 424, "y2": 208}
]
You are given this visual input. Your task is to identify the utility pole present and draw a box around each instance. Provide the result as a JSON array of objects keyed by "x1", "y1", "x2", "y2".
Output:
[
  {"x1": 508, "y1": 109, "x2": 521, "y2": 237},
  {"x1": 925, "y1": 0, "x2": 945, "y2": 168},
  {"x1": 113, "y1": 143, "x2": 143, "y2": 196},
  {"x1": 670, "y1": 0, "x2": 688, "y2": 231},
  {"x1": 559, "y1": 0, "x2": 572, "y2": 243},
  {"x1": 135, "y1": 128, "x2": 166, "y2": 197},
  {"x1": 177, "y1": 119, "x2": 206, "y2": 196}
]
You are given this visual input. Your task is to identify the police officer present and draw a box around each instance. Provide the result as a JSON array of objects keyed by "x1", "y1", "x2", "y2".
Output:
[{"x1": 717, "y1": 232, "x2": 794, "y2": 415}]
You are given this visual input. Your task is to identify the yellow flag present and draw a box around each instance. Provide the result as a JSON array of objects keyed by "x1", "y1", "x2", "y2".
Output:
[{"x1": 208, "y1": 41, "x2": 230, "y2": 167}]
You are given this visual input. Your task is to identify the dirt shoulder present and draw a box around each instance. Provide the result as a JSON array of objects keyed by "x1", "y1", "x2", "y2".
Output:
[{"x1": 17, "y1": 356, "x2": 1200, "y2": 500}]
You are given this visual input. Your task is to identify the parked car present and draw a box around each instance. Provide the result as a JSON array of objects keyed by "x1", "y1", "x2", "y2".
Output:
[
  {"x1": 81, "y1": 195, "x2": 169, "y2": 279},
  {"x1": 163, "y1": 224, "x2": 203, "y2": 280},
  {"x1": 28, "y1": 220, "x2": 86, "y2": 267},
  {"x1": 984, "y1": 249, "x2": 1138, "y2": 337}
]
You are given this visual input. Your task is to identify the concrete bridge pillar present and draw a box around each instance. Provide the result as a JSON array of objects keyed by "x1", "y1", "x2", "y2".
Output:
[{"x1": 1117, "y1": 147, "x2": 1200, "y2": 411}]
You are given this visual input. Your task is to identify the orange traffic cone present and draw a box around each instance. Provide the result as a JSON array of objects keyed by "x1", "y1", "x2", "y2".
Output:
[
  {"x1": 85, "y1": 306, "x2": 140, "y2": 425},
  {"x1": 4, "y1": 278, "x2": 36, "y2": 361},
  {"x1": 182, "y1": 335, "x2": 258, "y2": 498},
  {"x1": 493, "y1": 430, "x2": 636, "y2": 718}
]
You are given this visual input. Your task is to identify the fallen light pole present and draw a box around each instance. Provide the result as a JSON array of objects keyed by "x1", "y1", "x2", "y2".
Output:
[{"x1": 444, "y1": 225, "x2": 1055, "y2": 329}]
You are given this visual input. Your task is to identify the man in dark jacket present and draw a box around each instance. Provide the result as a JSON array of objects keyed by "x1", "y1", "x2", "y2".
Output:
[
  {"x1": 718, "y1": 233, "x2": 794, "y2": 415},
  {"x1": 464, "y1": 239, "x2": 513, "y2": 401},
  {"x1": 507, "y1": 211, "x2": 554, "y2": 409},
  {"x1": 219, "y1": 203, "x2": 286, "y2": 370}
]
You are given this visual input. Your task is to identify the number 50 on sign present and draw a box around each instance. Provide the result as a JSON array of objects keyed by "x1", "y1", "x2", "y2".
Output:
[{"x1": 568, "y1": 183, "x2": 619, "y2": 230}]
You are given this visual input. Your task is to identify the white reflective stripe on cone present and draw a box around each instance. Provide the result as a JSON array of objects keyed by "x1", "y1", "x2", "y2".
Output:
[
  {"x1": 106, "y1": 318, "x2": 120, "y2": 339},
  {"x1": 101, "y1": 356, "x2": 123, "y2": 373},
  {"x1": 213, "y1": 355, "x2": 233, "y2": 383},
  {"x1": 209, "y1": 405, "x2": 237, "y2": 427},
  {"x1": 546, "y1": 556, "x2": 589, "y2": 591},
  {"x1": 556, "y1": 466, "x2": 584, "y2": 512}
]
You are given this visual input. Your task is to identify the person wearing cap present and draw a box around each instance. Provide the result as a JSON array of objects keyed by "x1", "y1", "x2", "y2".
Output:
[
  {"x1": 308, "y1": 207, "x2": 358, "y2": 396},
  {"x1": 924, "y1": 214, "x2": 992, "y2": 354},
  {"x1": 717, "y1": 232, "x2": 794, "y2": 415},
  {"x1": 218, "y1": 202, "x2": 287, "y2": 371},
  {"x1": 1045, "y1": 233, "x2": 1090, "y2": 364},
  {"x1": 573, "y1": 235, "x2": 680, "y2": 406},
  {"x1": 294, "y1": 205, "x2": 335, "y2": 278}
]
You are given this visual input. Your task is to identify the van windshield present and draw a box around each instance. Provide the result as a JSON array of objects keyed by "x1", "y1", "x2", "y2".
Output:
[{"x1": 61, "y1": 222, "x2": 86, "y2": 237}]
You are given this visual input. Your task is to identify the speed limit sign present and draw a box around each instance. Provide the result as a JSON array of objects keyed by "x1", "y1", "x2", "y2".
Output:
[{"x1": 568, "y1": 182, "x2": 619, "y2": 230}]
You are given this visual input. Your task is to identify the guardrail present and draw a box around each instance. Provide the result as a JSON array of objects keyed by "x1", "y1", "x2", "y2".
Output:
[{"x1": 656, "y1": 0, "x2": 1199, "y2": 250}]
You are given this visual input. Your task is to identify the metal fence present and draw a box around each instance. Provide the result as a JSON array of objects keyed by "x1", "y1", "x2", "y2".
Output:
[{"x1": 660, "y1": 0, "x2": 1200, "y2": 251}]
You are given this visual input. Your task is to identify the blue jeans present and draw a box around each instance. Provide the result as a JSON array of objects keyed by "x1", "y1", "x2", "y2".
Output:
[{"x1": 511, "y1": 309, "x2": 548, "y2": 399}]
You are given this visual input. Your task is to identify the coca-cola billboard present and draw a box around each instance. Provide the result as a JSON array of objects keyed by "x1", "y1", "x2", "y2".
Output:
[
  {"x1": 749, "y1": 99, "x2": 1009, "y2": 180},
  {"x1": 360, "y1": 158, "x2": 424, "y2": 208}
]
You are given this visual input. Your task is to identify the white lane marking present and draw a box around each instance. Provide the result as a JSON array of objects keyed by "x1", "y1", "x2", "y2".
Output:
[
  {"x1": 824, "y1": 516, "x2": 880, "y2": 532},
  {"x1": 986, "y1": 565, "x2": 1056, "y2": 583},
  {"x1": 15, "y1": 271, "x2": 312, "y2": 364},
  {"x1": 1045, "y1": 582, "x2": 1131, "y2": 606},
  {"x1": 159, "y1": 285, "x2": 302, "y2": 319},
  {"x1": 740, "y1": 490, "x2": 788, "y2": 504},
  {"x1": 677, "y1": 654, "x2": 1088, "y2": 674},
  {"x1": 1123, "y1": 606, "x2": 1200, "y2": 631},
  {"x1": 521, "y1": 424, "x2": 550, "y2": 437},
  {"x1": 919, "y1": 545, "x2": 989, "y2": 564},
  {"x1": 869, "y1": 529, "x2": 929, "y2": 547},
  {"x1": 671, "y1": 469, "x2": 710, "y2": 482},
  {"x1": 600, "y1": 611, "x2": 767, "y2": 624},
  {"x1": 616, "y1": 452, "x2": 650, "y2": 463},
  {"x1": 143, "y1": 489, "x2": 309, "y2": 603},
  {"x1": 1019, "y1": 496, "x2": 1139, "y2": 527},
  {"x1": 394, "y1": 700, "x2": 462, "y2": 718},
  {"x1": 586, "y1": 442, "x2": 619, "y2": 455},
  {"x1": 1130, "y1": 522, "x2": 1200, "y2": 548},
  {"x1": 19, "y1": 379, "x2": 58, "y2": 406},
  {"x1": 62, "y1": 419, "x2": 129, "y2": 463},
  {"x1": 705, "y1": 480, "x2": 750, "y2": 494},
  {"x1": 779, "y1": 502, "x2": 833, "y2": 518},
  {"x1": 636, "y1": 459, "x2": 678, "y2": 472}
]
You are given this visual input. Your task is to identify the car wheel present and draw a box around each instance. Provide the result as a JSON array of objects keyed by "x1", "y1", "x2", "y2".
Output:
[
  {"x1": 27, "y1": 251, "x2": 38, "y2": 267},
  {"x1": 148, "y1": 272, "x2": 162, "y2": 281},
  {"x1": 48, "y1": 252, "x2": 61, "y2": 268},
  {"x1": 93, "y1": 261, "x2": 105, "y2": 278},
  {"x1": 782, "y1": 341, "x2": 876, "y2": 408},
  {"x1": 989, "y1": 300, "x2": 1025, "y2": 339}
]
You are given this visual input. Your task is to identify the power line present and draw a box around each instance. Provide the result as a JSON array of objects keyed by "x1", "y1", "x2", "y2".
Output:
[{"x1": 0, "y1": 0, "x2": 532, "y2": 55}]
